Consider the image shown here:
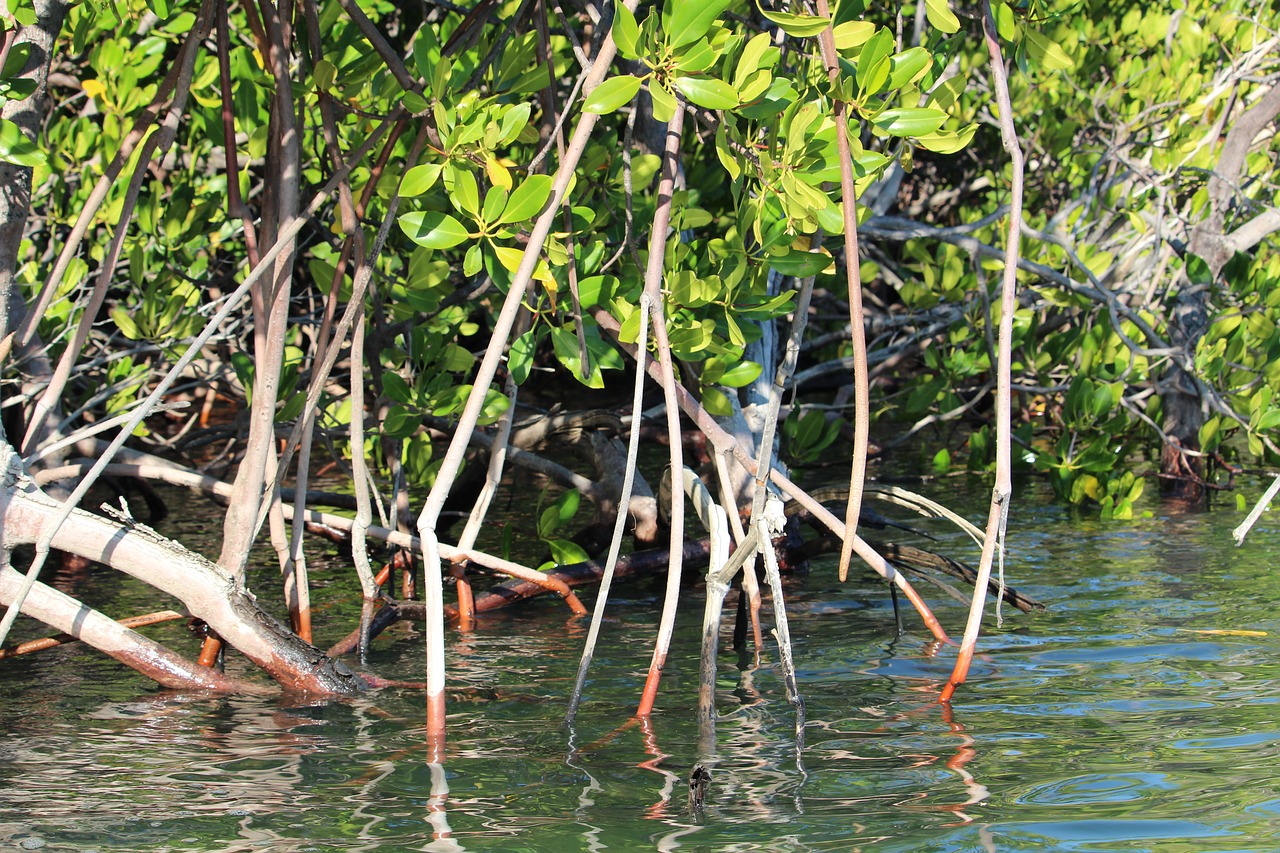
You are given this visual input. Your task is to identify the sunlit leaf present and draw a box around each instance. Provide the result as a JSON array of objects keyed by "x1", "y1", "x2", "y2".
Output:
[
  {"x1": 874, "y1": 107, "x2": 948, "y2": 136},
  {"x1": 924, "y1": 0, "x2": 961, "y2": 34},
  {"x1": 582, "y1": 74, "x2": 643, "y2": 114},
  {"x1": 499, "y1": 173, "x2": 553, "y2": 224},
  {"x1": 0, "y1": 118, "x2": 43, "y2": 167},
  {"x1": 612, "y1": 2, "x2": 641, "y2": 59},
  {"x1": 757, "y1": 5, "x2": 831, "y2": 37},
  {"x1": 674, "y1": 75, "x2": 738, "y2": 110},
  {"x1": 398, "y1": 211, "x2": 470, "y2": 249},
  {"x1": 664, "y1": 0, "x2": 732, "y2": 49}
]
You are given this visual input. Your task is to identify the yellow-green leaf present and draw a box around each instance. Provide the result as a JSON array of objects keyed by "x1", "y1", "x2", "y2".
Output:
[
  {"x1": 674, "y1": 75, "x2": 738, "y2": 110},
  {"x1": 583, "y1": 75, "x2": 643, "y2": 114},
  {"x1": 1024, "y1": 29, "x2": 1074, "y2": 71},
  {"x1": 924, "y1": 0, "x2": 961, "y2": 34}
]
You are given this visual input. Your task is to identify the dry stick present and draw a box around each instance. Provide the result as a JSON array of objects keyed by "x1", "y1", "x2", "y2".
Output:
[
  {"x1": 283, "y1": 0, "x2": 371, "y2": 647},
  {"x1": 711, "y1": 448, "x2": 762, "y2": 660},
  {"x1": 591, "y1": 305, "x2": 951, "y2": 644},
  {"x1": 1233, "y1": 474, "x2": 1280, "y2": 546},
  {"x1": 0, "y1": 569, "x2": 257, "y2": 692},
  {"x1": 565, "y1": 292, "x2": 651, "y2": 726},
  {"x1": 739, "y1": 259, "x2": 818, "y2": 736},
  {"x1": 815, "y1": 0, "x2": 870, "y2": 583},
  {"x1": 940, "y1": 0, "x2": 1024, "y2": 703},
  {"x1": 255, "y1": 125, "x2": 431, "y2": 547},
  {"x1": 350, "y1": 308, "x2": 378, "y2": 661},
  {"x1": 0, "y1": 120, "x2": 396, "y2": 650},
  {"x1": 756, "y1": 499, "x2": 805, "y2": 746},
  {"x1": 19, "y1": 7, "x2": 211, "y2": 456},
  {"x1": 414, "y1": 3, "x2": 637, "y2": 761},
  {"x1": 683, "y1": 468, "x2": 730, "y2": 734},
  {"x1": 635, "y1": 98, "x2": 688, "y2": 720},
  {"x1": 217, "y1": 0, "x2": 306, "y2": 585},
  {"x1": 28, "y1": 460, "x2": 583, "y2": 613}
]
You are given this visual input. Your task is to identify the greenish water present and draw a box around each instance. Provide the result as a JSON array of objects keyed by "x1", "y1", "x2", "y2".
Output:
[{"x1": 4, "y1": 478, "x2": 1280, "y2": 851}]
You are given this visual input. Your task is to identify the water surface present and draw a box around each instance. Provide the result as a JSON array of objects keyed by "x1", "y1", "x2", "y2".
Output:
[{"x1": 3, "y1": 478, "x2": 1280, "y2": 851}]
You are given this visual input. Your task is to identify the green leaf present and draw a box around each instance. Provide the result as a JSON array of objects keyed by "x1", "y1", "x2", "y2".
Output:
[
  {"x1": 582, "y1": 74, "x2": 643, "y2": 114},
  {"x1": 1024, "y1": 29, "x2": 1074, "y2": 71},
  {"x1": 0, "y1": 118, "x2": 43, "y2": 168},
  {"x1": 767, "y1": 248, "x2": 833, "y2": 277},
  {"x1": 734, "y1": 31, "x2": 773, "y2": 88},
  {"x1": 499, "y1": 173, "x2": 553, "y2": 224},
  {"x1": 924, "y1": 0, "x2": 961, "y2": 34},
  {"x1": 856, "y1": 28, "x2": 892, "y2": 94},
  {"x1": 612, "y1": 2, "x2": 642, "y2": 59},
  {"x1": 110, "y1": 307, "x2": 141, "y2": 340},
  {"x1": 577, "y1": 275, "x2": 617, "y2": 309},
  {"x1": 398, "y1": 211, "x2": 471, "y2": 249},
  {"x1": 701, "y1": 386, "x2": 734, "y2": 417},
  {"x1": 888, "y1": 46, "x2": 931, "y2": 90},
  {"x1": 874, "y1": 107, "x2": 948, "y2": 136},
  {"x1": 450, "y1": 166, "x2": 480, "y2": 217},
  {"x1": 2, "y1": 43, "x2": 32, "y2": 80},
  {"x1": 664, "y1": 0, "x2": 733, "y2": 50},
  {"x1": 914, "y1": 124, "x2": 978, "y2": 154},
  {"x1": 833, "y1": 20, "x2": 875, "y2": 50},
  {"x1": 719, "y1": 360, "x2": 763, "y2": 388},
  {"x1": 509, "y1": 329, "x2": 537, "y2": 385},
  {"x1": 673, "y1": 75, "x2": 739, "y2": 110},
  {"x1": 463, "y1": 243, "x2": 483, "y2": 276},
  {"x1": 547, "y1": 538, "x2": 590, "y2": 566},
  {"x1": 757, "y1": 5, "x2": 831, "y2": 38},
  {"x1": 649, "y1": 80, "x2": 677, "y2": 122},
  {"x1": 399, "y1": 163, "x2": 442, "y2": 197},
  {"x1": 382, "y1": 372, "x2": 413, "y2": 404},
  {"x1": 383, "y1": 405, "x2": 422, "y2": 440},
  {"x1": 481, "y1": 185, "x2": 508, "y2": 224}
]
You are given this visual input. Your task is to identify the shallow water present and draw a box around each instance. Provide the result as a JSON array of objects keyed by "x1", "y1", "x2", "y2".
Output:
[{"x1": 3, "y1": 477, "x2": 1280, "y2": 851}]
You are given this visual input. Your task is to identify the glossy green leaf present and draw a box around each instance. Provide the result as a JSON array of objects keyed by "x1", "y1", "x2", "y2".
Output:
[
  {"x1": 2, "y1": 43, "x2": 31, "y2": 79},
  {"x1": 719, "y1": 360, "x2": 763, "y2": 388},
  {"x1": 399, "y1": 163, "x2": 442, "y2": 197},
  {"x1": 509, "y1": 329, "x2": 537, "y2": 385},
  {"x1": 577, "y1": 275, "x2": 617, "y2": 309},
  {"x1": 582, "y1": 74, "x2": 643, "y2": 114},
  {"x1": 649, "y1": 80, "x2": 677, "y2": 122},
  {"x1": 398, "y1": 211, "x2": 470, "y2": 249},
  {"x1": 500, "y1": 173, "x2": 553, "y2": 224},
  {"x1": 701, "y1": 386, "x2": 734, "y2": 417},
  {"x1": 664, "y1": 0, "x2": 733, "y2": 49},
  {"x1": 874, "y1": 107, "x2": 948, "y2": 136},
  {"x1": 924, "y1": 0, "x2": 961, "y2": 34},
  {"x1": 833, "y1": 20, "x2": 875, "y2": 50},
  {"x1": 767, "y1": 249, "x2": 833, "y2": 277},
  {"x1": 757, "y1": 6, "x2": 831, "y2": 37},
  {"x1": 0, "y1": 118, "x2": 43, "y2": 167},
  {"x1": 481, "y1": 186, "x2": 508, "y2": 224},
  {"x1": 612, "y1": 2, "x2": 641, "y2": 59},
  {"x1": 888, "y1": 47, "x2": 931, "y2": 90},
  {"x1": 674, "y1": 75, "x2": 739, "y2": 110}
]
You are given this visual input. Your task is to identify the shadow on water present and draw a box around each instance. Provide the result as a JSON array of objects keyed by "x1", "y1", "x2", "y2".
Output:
[{"x1": 4, "y1": 478, "x2": 1280, "y2": 851}]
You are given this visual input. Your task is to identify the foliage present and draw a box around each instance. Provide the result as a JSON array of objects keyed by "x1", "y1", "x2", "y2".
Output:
[{"x1": 2, "y1": 0, "x2": 1278, "y2": 609}]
